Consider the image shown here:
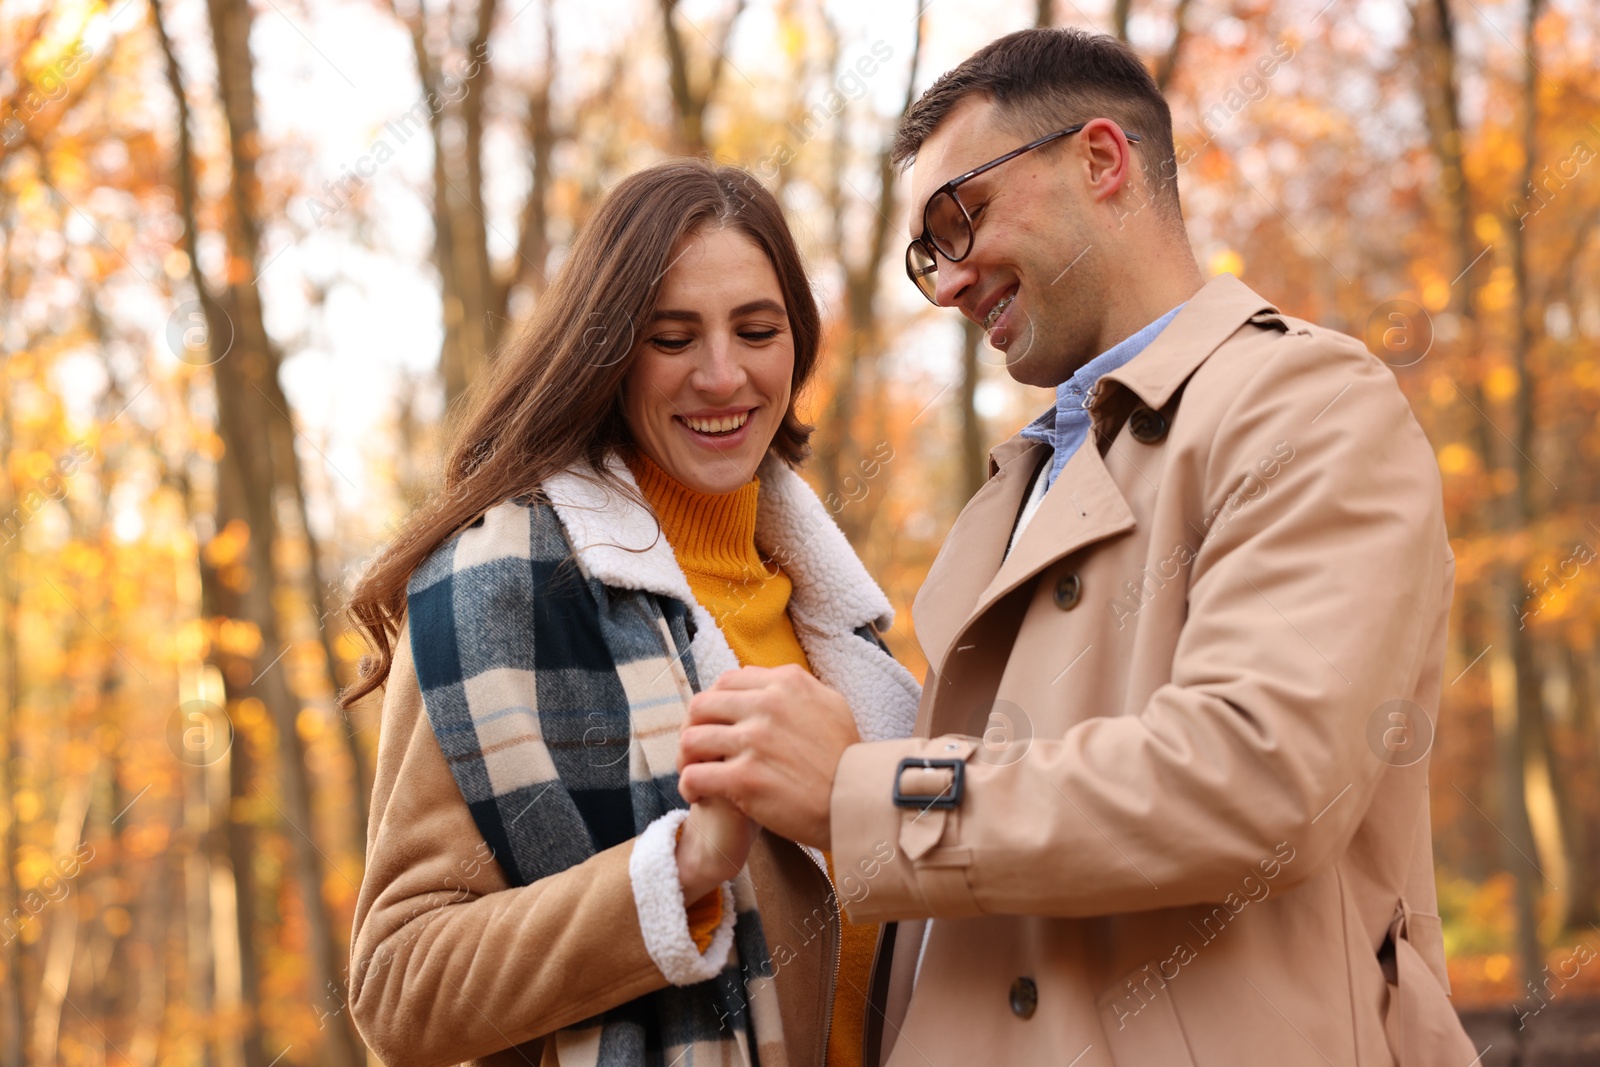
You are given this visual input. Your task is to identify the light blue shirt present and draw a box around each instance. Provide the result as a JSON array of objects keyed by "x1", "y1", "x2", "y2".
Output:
[{"x1": 1019, "y1": 303, "x2": 1185, "y2": 491}]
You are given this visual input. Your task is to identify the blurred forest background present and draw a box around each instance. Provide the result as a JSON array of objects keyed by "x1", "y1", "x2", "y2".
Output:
[{"x1": 1, "y1": 0, "x2": 1598, "y2": 1063}]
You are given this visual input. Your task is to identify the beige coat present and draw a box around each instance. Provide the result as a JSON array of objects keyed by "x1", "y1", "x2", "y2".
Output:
[
  {"x1": 348, "y1": 453, "x2": 924, "y2": 1067},
  {"x1": 830, "y1": 275, "x2": 1476, "y2": 1067},
  {"x1": 350, "y1": 646, "x2": 844, "y2": 1067}
]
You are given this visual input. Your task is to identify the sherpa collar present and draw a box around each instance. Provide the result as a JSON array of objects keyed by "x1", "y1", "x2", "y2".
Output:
[
  {"x1": 544, "y1": 452, "x2": 894, "y2": 636},
  {"x1": 543, "y1": 451, "x2": 915, "y2": 746}
]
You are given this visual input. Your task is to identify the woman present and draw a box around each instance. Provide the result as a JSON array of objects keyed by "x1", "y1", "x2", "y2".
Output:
[{"x1": 341, "y1": 159, "x2": 920, "y2": 1067}]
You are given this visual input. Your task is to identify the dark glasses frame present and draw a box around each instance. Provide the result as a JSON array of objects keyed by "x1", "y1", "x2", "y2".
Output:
[{"x1": 904, "y1": 121, "x2": 1144, "y2": 304}]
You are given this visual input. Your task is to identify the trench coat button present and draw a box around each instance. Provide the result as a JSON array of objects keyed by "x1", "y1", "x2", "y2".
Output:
[
  {"x1": 1129, "y1": 406, "x2": 1169, "y2": 443},
  {"x1": 1053, "y1": 573, "x2": 1082, "y2": 611},
  {"x1": 1009, "y1": 977, "x2": 1038, "y2": 1019}
]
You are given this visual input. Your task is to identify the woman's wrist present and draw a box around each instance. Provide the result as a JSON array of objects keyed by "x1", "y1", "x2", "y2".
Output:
[
  {"x1": 675, "y1": 818, "x2": 731, "y2": 903},
  {"x1": 631, "y1": 810, "x2": 738, "y2": 985}
]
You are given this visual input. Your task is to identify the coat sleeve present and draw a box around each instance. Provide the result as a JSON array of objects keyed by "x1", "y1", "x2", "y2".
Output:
[
  {"x1": 830, "y1": 328, "x2": 1453, "y2": 921},
  {"x1": 347, "y1": 620, "x2": 729, "y2": 1067}
]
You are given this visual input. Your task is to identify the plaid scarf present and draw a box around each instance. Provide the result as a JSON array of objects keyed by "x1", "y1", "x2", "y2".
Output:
[{"x1": 407, "y1": 454, "x2": 920, "y2": 1066}]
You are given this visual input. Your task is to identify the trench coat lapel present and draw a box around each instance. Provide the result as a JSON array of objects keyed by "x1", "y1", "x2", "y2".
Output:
[
  {"x1": 971, "y1": 434, "x2": 1137, "y2": 621},
  {"x1": 911, "y1": 439, "x2": 1047, "y2": 673},
  {"x1": 917, "y1": 415, "x2": 1143, "y2": 683},
  {"x1": 910, "y1": 409, "x2": 1142, "y2": 677},
  {"x1": 910, "y1": 274, "x2": 1283, "y2": 675}
]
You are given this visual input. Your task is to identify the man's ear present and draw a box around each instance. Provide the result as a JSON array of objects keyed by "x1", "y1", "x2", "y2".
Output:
[{"x1": 1079, "y1": 117, "x2": 1135, "y2": 205}]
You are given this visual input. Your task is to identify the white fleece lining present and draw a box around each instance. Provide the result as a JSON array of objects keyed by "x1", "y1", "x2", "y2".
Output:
[
  {"x1": 629, "y1": 809, "x2": 737, "y2": 986},
  {"x1": 543, "y1": 455, "x2": 920, "y2": 742}
]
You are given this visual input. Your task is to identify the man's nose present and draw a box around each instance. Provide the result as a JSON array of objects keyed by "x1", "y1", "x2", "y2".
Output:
[{"x1": 933, "y1": 255, "x2": 979, "y2": 309}]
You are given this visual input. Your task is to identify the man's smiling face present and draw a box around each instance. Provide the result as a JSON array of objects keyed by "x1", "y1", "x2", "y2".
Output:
[{"x1": 907, "y1": 95, "x2": 1112, "y2": 389}]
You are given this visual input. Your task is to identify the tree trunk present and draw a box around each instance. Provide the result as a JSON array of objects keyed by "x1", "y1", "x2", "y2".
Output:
[
  {"x1": 1156, "y1": 0, "x2": 1196, "y2": 91},
  {"x1": 1505, "y1": 0, "x2": 1581, "y2": 931},
  {"x1": 1113, "y1": 0, "x2": 1133, "y2": 41},
  {"x1": 389, "y1": 0, "x2": 539, "y2": 412},
  {"x1": 158, "y1": 1, "x2": 367, "y2": 1062},
  {"x1": 283, "y1": 471, "x2": 371, "y2": 836},
  {"x1": 0, "y1": 362, "x2": 28, "y2": 1067},
  {"x1": 818, "y1": 6, "x2": 924, "y2": 538},
  {"x1": 505, "y1": 0, "x2": 558, "y2": 313},
  {"x1": 657, "y1": 0, "x2": 749, "y2": 155},
  {"x1": 202, "y1": 3, "x2": 366, "y2": 1060},
  {"x1": 126, "y1": 848, "x2": 172, "y2": 1067},
  {"x1": 958, "y1": 319, "x2": 987, "y2": 502},
  {"x1": 448, "y1": 0, "x2": 502, "y2": 405},
  {"x1": 29, "y1": 773, "x2": 93, "y2": 1066},
  {"x1": 1566, "y1": 641, "x2": 1600, "y2": 926},
  {"x1": 1411, "y1": 0, "x2": 1544, "y2": 984},
  {"x1": 390, "y1": 0, "x2": 468, "y2": 409},
  {"x1": 151, "y1": 6, "x2": 267, "y2": 1064}
]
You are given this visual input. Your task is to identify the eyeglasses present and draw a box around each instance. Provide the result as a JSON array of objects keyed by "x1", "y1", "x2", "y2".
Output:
[{"x1": 904, "y1": 122, "x2": 1143, "y2": 304}]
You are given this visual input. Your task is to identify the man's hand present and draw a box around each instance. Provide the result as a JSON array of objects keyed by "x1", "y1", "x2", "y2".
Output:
[{"x1": 677, "y1": 664, "x2": 860, "y2": 849}]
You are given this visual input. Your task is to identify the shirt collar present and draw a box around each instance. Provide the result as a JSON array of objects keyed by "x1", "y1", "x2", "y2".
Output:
[{"x1": 1021, "y1": 302, "x2": 1186, "y2": 443}]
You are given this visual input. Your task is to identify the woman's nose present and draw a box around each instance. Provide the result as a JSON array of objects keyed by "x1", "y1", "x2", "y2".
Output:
[{"x1": 690, "y1": 334, "x2": 746, "y2": 395}]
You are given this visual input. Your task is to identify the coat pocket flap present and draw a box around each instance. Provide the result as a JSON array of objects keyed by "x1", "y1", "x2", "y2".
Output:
[
  {"x1": 1399, "y1": 909, "x2": 1451, "y2": 993},
  {"x1": 1390, "y1": 932, "x2": 1478, "y2": 1067}
]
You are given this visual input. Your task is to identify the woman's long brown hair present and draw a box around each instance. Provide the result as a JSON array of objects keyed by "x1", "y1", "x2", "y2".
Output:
[{"x1": 339, "y1": 159, "x2": 823, "y2": 708}]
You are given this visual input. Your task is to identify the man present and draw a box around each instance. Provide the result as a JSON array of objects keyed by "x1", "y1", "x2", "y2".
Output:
[{"x1": 679, "y1": 27, "x2": 1476, "y2": 1066}]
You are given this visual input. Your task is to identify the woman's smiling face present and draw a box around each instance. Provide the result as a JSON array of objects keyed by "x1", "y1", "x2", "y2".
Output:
[{"x1": 623, "y1": 227, "x2": 796, "y2": 495}]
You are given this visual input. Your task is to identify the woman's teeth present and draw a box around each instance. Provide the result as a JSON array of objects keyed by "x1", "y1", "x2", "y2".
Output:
[
  {"x1": 683, "y1": 412, "x2": 750, "y2": 435},
  {"x1": 985, "y1": 292, "x2": 1015, "y2": 330}
]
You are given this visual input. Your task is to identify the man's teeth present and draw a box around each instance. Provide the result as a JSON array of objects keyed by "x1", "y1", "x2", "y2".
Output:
[
  {"x1": 984, "y1": 292, "x2": 1015, "y2": 330},
  {"x1": 684, "y1": 412, "x2": 750, "y2": 434}
]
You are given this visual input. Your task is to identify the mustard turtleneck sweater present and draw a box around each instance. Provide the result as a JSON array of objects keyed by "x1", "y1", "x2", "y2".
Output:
[
  {"x1": 627, "y1": 451, "x2": 878, "y2": 1067},
  {"x1": 629, "y1": 451, "x2": 811, "y2": 673}
]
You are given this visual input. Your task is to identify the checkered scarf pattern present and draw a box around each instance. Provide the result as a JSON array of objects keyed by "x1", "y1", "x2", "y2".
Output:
[
  {"x1": 406, "y1": 452, "x2": 922, "y2": 1066},
  {"x1": 408, "y1": 495, "x2": 780, "y2": 1065}
]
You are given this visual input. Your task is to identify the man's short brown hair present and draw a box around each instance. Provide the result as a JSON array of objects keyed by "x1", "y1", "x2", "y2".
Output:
[{"x1": 892, "y1": 28, "x2": 1182, "y2": 223}]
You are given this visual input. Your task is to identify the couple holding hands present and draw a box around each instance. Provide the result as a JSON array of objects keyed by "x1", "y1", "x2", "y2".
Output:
[{"x1": 343, "y1": 27, "x2": 1475, "y2": 1067}]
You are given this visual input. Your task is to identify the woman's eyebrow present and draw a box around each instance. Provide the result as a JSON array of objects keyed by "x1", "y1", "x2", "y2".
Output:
[
  {"x1": 730, "y1": 299, "x2": 785, "y2": 317},
  {"x1": 650, "y1": 298, "x2": 785, "y2": 323}
]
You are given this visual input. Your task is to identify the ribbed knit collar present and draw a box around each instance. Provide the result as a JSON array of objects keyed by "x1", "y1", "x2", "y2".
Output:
[{"x1": 626, "y1": 451, "x2": 768, "y2": 583}]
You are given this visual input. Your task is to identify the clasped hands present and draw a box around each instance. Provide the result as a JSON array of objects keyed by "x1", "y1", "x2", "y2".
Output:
[{"x1": 672, "y1": 664, "x2": 860, "y2": 900}]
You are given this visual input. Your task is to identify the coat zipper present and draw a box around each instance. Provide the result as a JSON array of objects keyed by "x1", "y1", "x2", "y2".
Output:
[{"x1": 800, "y1": 842, "x2": 841, "y2": 1066}]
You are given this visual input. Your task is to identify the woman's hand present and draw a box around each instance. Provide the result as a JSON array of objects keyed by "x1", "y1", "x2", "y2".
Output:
[
  {"x1": 675, "y1": 796, "x2": 757, "y2": 903},
  {"x1": 677, "y1": 665, "x2": 860, "y2": 849}
]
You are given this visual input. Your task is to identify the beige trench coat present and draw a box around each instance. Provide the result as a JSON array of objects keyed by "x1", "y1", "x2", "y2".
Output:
[{"x1": 830, "y1": 274, "x2": 1477, "y2": 1067}]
